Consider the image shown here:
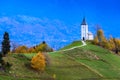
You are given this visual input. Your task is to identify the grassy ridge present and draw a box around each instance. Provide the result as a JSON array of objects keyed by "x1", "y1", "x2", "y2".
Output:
[
  {"x1": 60, "y1": 40, "x2": 82, "y2": 50},
  {"x1": 47, "y1": 52, "x2": 101, "y2": 80},
  {"x1": 79, "y1": 44, "x2": 120, "y2": 78},
  {"x1": 60, "y1": 41, "x2": 120, "y2": 79},
  {"x1": 1, "y1": 41, "x2": 120, "y2": 80},
  {"x1": 1, "y1": 54, "x2": 51, "y2": 80}
]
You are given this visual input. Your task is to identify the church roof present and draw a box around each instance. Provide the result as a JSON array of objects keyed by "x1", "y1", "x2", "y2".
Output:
[
  {"x1": 88, "y1": 32, "x2": 93, "y2": 35},
  {"x1": 81, "y1": 17, "x2": 87, "y2": 25}
]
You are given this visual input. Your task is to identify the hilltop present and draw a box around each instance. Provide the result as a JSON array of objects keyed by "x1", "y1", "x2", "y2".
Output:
[
  {"x1": 1, "y1": 41, "x2": 120, "y2": 80},
  {"x1": 48, "y1": 41, "x2": 120, "y2": 80}
]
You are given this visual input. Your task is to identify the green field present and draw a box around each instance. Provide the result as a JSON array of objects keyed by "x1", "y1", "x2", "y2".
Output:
[
  {"x1": 1, "y1": 41, "x2": 120, "y2": 80},
  {"x1": 60, "y1": 40, "x2": 82, "y2": 50}
]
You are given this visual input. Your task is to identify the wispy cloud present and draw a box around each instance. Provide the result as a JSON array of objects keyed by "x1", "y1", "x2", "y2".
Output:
[{"x1": 0, "y1": 15, "x2": 80, "y2": 49}]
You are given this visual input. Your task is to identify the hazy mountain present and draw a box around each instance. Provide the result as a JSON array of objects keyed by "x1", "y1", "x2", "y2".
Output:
[{"x1": 0, "y1": 15, "x2": 80, "y2": 50}]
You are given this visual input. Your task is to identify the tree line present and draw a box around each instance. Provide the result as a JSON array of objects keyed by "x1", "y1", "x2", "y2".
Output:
[
  {"x1": 92, "y1": 29, "x2": 120, "y2": 54},
  {"x1": 12, "y1": 41, "x2": 53, "y2": 53}
]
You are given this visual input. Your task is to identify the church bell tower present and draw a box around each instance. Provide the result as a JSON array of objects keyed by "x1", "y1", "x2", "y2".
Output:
[{"x1": 81, "y1": 18, "x2": 88, "y2": 40}]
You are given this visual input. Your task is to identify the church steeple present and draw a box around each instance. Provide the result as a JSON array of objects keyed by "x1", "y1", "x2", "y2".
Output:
[{"x1": 81, "y1": 17, "x2": 87, "y2": 25}]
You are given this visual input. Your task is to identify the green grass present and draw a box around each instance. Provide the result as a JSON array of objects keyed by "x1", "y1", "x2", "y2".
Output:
[
  {"x1": 1, "y1": 53, "x2": 52, "y2": 80},
  {"x1": 60, "y1": 40, "x2": 82, "y2": 50},
  {"x1": 47, "y1": 52, "x2": 101, "y2": 80},
  {"x1": 48, "y1": 41, "x2": 120, "y2": 79},
  {"x1": 23, "y1": 53, "x2": 36, "y2": 59},
  {"x1": 1, "y1": 41, "x2": 120, "y2": 80},
  {"x1": 58, "y1": 41, "x2": 120, "y2": 79},
  {"x1": 79, "y1": 44, "x2": 120, "y2": 78}
]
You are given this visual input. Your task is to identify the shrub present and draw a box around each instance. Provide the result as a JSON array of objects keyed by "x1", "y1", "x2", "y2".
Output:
[{"x1": 31, "y1": 52, "x2": 46, "y2": 71}]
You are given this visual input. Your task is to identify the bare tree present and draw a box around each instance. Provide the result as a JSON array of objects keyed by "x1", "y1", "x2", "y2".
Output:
[{"x1": 11, "y1": 41, "x2": 19, "y2": 53}]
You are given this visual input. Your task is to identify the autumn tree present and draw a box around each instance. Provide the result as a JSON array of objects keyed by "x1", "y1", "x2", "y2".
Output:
[
  {"x1": 96, "y1": 29, "x2": 107, "y2": 46},
  {"x1": 97, "y1": 29, "x2": 104, "y2": 42},
  {"x1": 93, "y1": 36, "x2": 99, "y2": 45},
  {"x1": 92, "y1": 27, "x2": 120, "y2": 54},
  {"x1": 112, "y1": 38, "x2": 120, "y2": 54},
  {"x1": 31, "y1": 52, "x2": 46, "y2": 71},
  {"x1": 2, "y1": 32, "x2": 11, "y2": 56},
  {"x1": 35, "y1": 41, "x2": 53, "y2": 52},
  {"x1": 14, "y1": 46, "x2": 28, "y2": 53},
  {"x1": 108, "y1": 36, "x2": 115, "y2": 50},
  {"x1": 28, "y1": 47, "x2": 35, "y2": 53}
]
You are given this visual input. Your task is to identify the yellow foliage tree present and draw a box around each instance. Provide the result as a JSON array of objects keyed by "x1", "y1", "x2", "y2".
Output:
[
  {"x1": 97, "y1": 29, "x2": 105, "y2": 42},
  {"x1": 31, "y1": 52, "x2": 46, "y2": 71},
  {"x1": 35, "y1": 44, "x2": 47, "y2": 52},
  {"x1": 93, "y1": 36, "x2": 99, "y2": 45},
  {"x1": 97, "y1": 29, "x2": 108, "y2": 46},
  {"x1": 14, "y1": 46, "x2": 28, "y2": 53},
  {"x1": 28, "y1": 47, "x2": 35, "y2": 53},
  {"x1": 35, "y1": 41, "x2": 48, "y2": 53},
  {"x1": 108, "y1": 36, "x2": 115, "y2": 50},
  {"x1": 103, "y1": 40, "x2": 111, "y2": 49}
]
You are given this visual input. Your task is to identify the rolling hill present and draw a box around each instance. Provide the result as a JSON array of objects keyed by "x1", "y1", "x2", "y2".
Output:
[
  {"x1": 1, "y1": 41, "x2": 120, "y2": 80},
  {"x1": 47, "y1": 41, "x2": 120, "y2": 80}
]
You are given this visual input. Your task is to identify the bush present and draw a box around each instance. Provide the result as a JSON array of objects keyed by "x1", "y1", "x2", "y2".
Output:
[{"x1": 31, "y1": 52, "x2": 46, "y2": 71}]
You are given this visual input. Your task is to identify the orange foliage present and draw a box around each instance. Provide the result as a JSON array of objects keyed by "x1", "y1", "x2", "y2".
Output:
[
  {"x1": 93, "y1": 36, "x2": 99, "y2": 45},
  {"x1": 14, "y1": 46, "x2": 28, "y2": 53},
  {"x1": 31, "y1": 52, "x2": 46, "y2": 71},
  {"x1": 28, "y1": 47, "x2": 35, "y2": 53},
  {"x1": 35, "y1": 43, "x2": 47, "y2": 52}
]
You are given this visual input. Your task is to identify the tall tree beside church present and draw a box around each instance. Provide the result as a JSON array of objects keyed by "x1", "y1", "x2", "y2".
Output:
[
  {"x1": 97, "y1": 29, "x2": 107, "y2": 46},
  {"x1": 97, "y1": 29, "x2": 104, "y2": 42},
  {"x1": 2, "y1": 32, "x2": 10, "y2": 56},
  {"x1": 93, "y1": 36, "x2": 99, "y2": 45}
]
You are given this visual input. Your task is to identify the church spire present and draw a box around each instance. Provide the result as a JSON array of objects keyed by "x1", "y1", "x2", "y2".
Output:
[{"x1": 81, "y1": 17, "x2": 87, "y2": 25}]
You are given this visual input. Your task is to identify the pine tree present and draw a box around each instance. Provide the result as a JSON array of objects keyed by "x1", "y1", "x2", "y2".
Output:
[{"x1": 2, "y1": 32, "x2": 10, "y2": 56}]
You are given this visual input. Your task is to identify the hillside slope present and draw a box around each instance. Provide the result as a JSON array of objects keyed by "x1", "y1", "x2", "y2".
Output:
[
  {"x1": 1, "y1": 41, "x2": 120, "y2": 80},
  {"x1": 50, "y1": 41, "x2": 120, "y2": 79},
  {"x1": 1, "y1": 54, "x2": 51, "y2": 80}
]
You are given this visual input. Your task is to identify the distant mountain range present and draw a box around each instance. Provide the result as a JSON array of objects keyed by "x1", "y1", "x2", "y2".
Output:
[{"x1": 0, "y1": 15, "x2": 80, "y2": 50}]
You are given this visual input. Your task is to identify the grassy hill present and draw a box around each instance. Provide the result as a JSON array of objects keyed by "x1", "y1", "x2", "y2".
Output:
[
  {"x1": 60, "y1": 40, "x2": 82, "y2": 50},
  {"x1": 1, "y1": 54, "x2": 52, "y2": 80},
  {"x1": 47, "y1": 41, "x2": 120, "y2": 80},
  {"x1": 1, "y1": 41, "x2": 120, "y2": 80}
]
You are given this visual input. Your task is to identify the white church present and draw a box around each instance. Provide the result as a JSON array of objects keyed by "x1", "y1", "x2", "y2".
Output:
[{"x1": 81, "y1": 18, "x2": 94, "y2": 40}]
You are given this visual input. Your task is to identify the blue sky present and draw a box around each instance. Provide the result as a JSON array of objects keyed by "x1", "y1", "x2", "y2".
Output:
[
  {"x1": 0, "y1": 0, "x2": 120, "y2": 48},
  {"x1": 0, "y1": 0, "x2": 120, "y2": 26}
]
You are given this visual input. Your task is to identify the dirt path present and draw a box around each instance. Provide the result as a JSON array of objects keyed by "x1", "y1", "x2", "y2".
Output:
[
  {"x1": 50, "y1": 40, "x2": 87, "y2": 53},
  {"x1": 61, "y1": 40, "x2": 86, "y2": 52}
]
